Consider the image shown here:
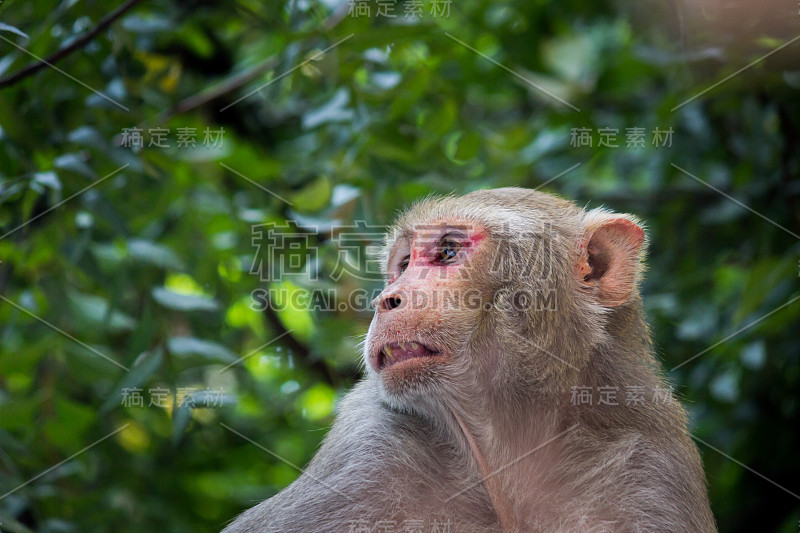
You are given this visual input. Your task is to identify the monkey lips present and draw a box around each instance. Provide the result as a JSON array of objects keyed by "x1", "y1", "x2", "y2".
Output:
[{"x1": 376, "y1": 341, "x2": 442, "y2": 371}]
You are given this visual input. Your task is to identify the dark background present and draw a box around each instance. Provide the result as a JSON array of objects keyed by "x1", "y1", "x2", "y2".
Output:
[{"x1": 0, "y1": 0, "x2": 798, "y2": 531}]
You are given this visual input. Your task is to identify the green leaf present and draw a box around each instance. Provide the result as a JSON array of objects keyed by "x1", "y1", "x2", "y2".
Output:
[
  {"x1": 43, "y1": 398, "x2": 97, "y2": 453},
  {"x1": 53, "y1": 153, "x2": 96, "y2": 179},
  {"x1": 31, "y1": 171, "x2": 61, "y2": 192},
  {"x1": 152, "y1": 287, "x2": 219, "y2": 312},
  {"x1": 298, "y1": 383, "x2": 335, "y2": 421},
  {"x1": 302, "y1": 88, "x2": 353, "y2": 129},
  {"x1": 442, "y1": 130, "x2": 481, "y2": 164},
  {"x1": 68, "y1": 290, "x2": 137, "y2": 332},
  {"x1": 270, "y1": 280, "x2": 315, "y2": 343},
  {"x1": 121, "y1": 14, "x2": 171, "y2": 33},
  {"x1": 100, "y1": 348, "x2": 164, "y2": 413},
  {"x1": 167, "y1": 337, "x2": 237, "y2": 363},
  {"x1": 288, "y1": 176, "x2": 332, "y2": 213},
  {"x1": 0, "y1": 22, "x2": 29, "y2": 39},
  {"x1": 128, "y1": 239, "x2": 185, "y2": 270},
  {"x1": 172, "y1": 402, "x2": 193, "y2": 446}
]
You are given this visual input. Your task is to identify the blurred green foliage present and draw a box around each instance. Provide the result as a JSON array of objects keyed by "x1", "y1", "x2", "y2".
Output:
[{"x1": 0, "y1": 0, "x2": 799, "y2": 531}]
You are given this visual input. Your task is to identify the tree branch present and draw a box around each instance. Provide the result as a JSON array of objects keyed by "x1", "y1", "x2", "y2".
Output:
[
  {"x1": 151, "y1": 2, "x2": 351, "y2": 124},
  {"x1": 262, "y1": 296, "x2": 345, "y2": 388},
  {"x1": 0, "y1": 0, "x2": 145, "y2": 90},
  {"x1": 150, "y1": 56, "x2": 278, "y2": 125}
]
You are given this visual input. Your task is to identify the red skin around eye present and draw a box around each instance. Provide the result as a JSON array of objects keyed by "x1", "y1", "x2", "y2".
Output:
[
  {"x1": 407, "y1": 230, "x2": 486, "y2": 272},
  {"x1": 390, "y1": 226, "x2": 487, "y2": 282},
  {"x1": 467, "y1": 231, "x2": 486, "y2": 247}
]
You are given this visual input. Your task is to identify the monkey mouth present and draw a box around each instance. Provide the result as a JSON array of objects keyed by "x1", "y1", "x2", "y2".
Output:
[{"x1": 377, "y1": 342, "x2": 441, "y2": 370}]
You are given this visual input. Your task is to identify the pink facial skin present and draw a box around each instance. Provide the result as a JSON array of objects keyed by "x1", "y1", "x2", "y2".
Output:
[
  {"x1": 388, "y1": 223, "x2": 487, "y2": 285},
  {"x1": 371, "y1": 221, "x2": 489, "y2": 377}
]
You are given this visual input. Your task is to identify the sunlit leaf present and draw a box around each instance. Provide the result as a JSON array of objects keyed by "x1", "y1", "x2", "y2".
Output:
[
  {"x1": 128, "y1": 238, "x2": 185, "y2": 270},
  {"x1": 152, "y1": 287, "x2": 219, "y2": 312}
]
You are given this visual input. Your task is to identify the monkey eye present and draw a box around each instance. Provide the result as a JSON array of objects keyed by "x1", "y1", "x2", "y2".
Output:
[
  {"x1": 398, "y1": 256, "x2": 410, "y2": 274},
  {"x1": 435, "y1": 239, "x2": 462, "y2": 264}
]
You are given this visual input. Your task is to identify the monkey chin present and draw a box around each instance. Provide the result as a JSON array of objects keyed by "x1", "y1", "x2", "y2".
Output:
[
  {"x1": 381, "y1": 354, "x2": 448, "y2": 389},
  {"x1": 372, "y1": 346, "x2": 450, "y2": 410},
  {"x1": 376, "y1": 358, "x2": 451, "y2": 416}
]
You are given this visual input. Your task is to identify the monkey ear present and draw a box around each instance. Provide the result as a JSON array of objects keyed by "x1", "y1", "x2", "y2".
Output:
[{"x1": 575, "y1": 211, "x2": 645, "y2": 307}]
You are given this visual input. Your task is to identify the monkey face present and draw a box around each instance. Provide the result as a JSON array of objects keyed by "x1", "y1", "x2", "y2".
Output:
[
  {"x1": 365, "y1": 187, "x2": 646, "y2": 408},
  {"x1": 366, "y1": 219, "x2": 494, "y2": 403}
]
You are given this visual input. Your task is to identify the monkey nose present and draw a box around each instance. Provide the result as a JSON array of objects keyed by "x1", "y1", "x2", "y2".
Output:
[{"x1": 375, "y1": 292, "x2": 403, "y2": 312}]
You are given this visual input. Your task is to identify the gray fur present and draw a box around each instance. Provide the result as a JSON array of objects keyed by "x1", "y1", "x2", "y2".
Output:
[{"x1": 223, "y1": 189, "x2": 717, "y2": 533}]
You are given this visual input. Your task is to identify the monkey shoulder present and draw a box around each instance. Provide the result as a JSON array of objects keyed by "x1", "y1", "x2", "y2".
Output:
[
  {"x1": 222, "y1": 379, "x2": 498, "y2": 533},
  {"x1": 555, "y1": 424, "x2": 717, "y2": 533}
]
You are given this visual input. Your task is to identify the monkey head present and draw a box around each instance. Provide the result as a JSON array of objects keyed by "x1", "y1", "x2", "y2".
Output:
[{"x1": 364, "y1": 188, "x2": 646, "y2": 414}]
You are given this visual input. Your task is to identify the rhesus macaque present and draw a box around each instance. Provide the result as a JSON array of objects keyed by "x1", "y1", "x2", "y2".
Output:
[{"x1": 224, "y1": 188, "x2": 716, "y2": 533}]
